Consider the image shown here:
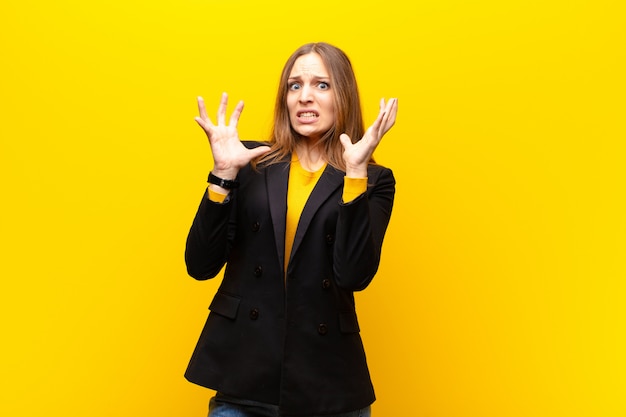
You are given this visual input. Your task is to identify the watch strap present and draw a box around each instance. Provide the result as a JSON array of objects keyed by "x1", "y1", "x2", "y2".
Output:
[{"x1": 208, "y1": 172, "x2": 240, "y2": 189}]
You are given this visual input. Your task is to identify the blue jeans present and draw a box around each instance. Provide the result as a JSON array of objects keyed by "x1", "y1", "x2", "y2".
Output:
[{"x1": 208, "y1": 393, "x2": 372, "y2": 417}]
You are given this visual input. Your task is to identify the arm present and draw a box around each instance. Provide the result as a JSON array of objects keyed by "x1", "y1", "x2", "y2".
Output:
[
  {"x1": 334, "y1": 98, "x2": 398, "y2": 290},
  {"x1": 333, "y1": 167, "x2": 395, "y2": 290},
  {"x1": 184, "y1": 190, "x2": 234, "y2": 280},
  {"x1": 185, "y1": 93, "x2": 269, "y2": 279}
]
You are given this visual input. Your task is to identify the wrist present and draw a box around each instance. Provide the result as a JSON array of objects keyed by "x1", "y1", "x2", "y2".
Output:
[
  {"x1": 210, "y1": 168, "x2": 239, "y2": 180},
  {"x1": 208, "y1": 171, "x2": 240, "y2": 189},
  {"x1": 345, "y1": 165, "x2": 368, "y2": 178}
]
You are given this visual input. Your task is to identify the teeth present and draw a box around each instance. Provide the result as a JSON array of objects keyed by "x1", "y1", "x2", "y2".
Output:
[{"x1": 299, "y1": 112, "x2": 317, "y2": 117}]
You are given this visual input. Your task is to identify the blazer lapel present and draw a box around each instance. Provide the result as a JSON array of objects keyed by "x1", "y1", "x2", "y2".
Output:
[
  {"x1": 266, "y1": 161, "x2": 290, "y2": 274},
  {"x1": 289, "y1": 165, "x2": 344, "y2": 265}
]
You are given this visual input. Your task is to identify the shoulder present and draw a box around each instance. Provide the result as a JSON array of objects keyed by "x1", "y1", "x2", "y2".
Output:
[
  {"x1": 242, "y1": 140, "x2": 271, "y2": 149},
  {"x1": 367, "y1": 163, "x2": 395, "y2": 184}
]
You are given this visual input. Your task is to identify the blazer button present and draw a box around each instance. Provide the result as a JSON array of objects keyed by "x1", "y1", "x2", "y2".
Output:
[
  {"x1": 322, "y1": 279, "x2": 331, "y2": 289},
  {"x1": 249, "y1": 308, "x2": 259, "y2": 320},
  {"x1": 254, "y1": 265, "x2": 263, "y2": 277},
  {"x1": 325, "y1": 234, "x2": 335, "y2": 245},
  {"x1": 251, "y1": 221, "x2": 260, "y2": 232},
  {"x1": 318, "y1": 323, "x2": 328, "y2": 335}
]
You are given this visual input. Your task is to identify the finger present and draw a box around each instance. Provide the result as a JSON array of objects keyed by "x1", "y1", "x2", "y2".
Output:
[
  {"x1": 386, "y1": 98, "x2": 398, "y2": 119},
  {"x1": 229, "y1": 100, "x2": 245, "y2": 128},
  {"x1": 382, "y1": 98, "x2": 398, "y2": 131},
  {"x1": 371, "y1": 108, "x2": 386, "y2": 140},
  {"x1": 197, "y1": 96, "x2": 212, "y2": 124},
  {"x1": 194, "y1": 116, "x2": 208, "y2": 129},
  {"x1": 217, "y1": 92, "x2": 228, "y2": 125},
  {"x1": 194, "y1": 116, "x2": 216, "y2": 140},
  {"x1": 377, "y1": 98, "x2": 397, "y2": 136}
]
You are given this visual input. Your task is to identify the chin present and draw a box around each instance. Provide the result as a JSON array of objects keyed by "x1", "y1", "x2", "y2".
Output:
[{"x1": 295, "y1": 128, "x2": 319, "y2": 138}]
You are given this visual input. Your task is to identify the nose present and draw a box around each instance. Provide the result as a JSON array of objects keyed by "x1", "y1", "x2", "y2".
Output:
[{"x1": 298, "y1": 84, "x2": 313, "y2": 103}]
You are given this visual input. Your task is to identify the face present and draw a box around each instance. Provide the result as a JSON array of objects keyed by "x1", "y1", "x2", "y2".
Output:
[{"x1": 286, "y1": 52, "x2": 336, "y2": 141}]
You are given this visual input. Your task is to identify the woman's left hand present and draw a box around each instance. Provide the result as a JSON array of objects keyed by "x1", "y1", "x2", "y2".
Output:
[{"x1": 340, "y1": 98, "x2": 398, "y2": 177}]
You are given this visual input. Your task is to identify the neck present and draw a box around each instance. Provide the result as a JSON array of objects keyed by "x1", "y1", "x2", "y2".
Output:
[{"x1": 295, "y1": 141, "x2": 326, "y2": 172}]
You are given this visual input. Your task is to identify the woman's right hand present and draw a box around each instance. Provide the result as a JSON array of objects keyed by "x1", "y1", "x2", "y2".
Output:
[{"x1": 195, "y1": 93, "x2": 271, "y2": 180}]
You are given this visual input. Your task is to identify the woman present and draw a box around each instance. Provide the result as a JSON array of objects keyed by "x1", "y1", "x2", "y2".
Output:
[{"x1": 184, "y1": 42, "x2": 398, "y2": 417}]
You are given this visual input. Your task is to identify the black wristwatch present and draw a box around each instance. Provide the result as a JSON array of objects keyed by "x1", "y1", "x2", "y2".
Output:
[{"x1": 207, "y1": 171, "x2": 240, "y2": 189}]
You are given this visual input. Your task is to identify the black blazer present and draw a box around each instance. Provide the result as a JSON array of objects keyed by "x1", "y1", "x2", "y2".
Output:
[{"x1": 184, "y1": 143, "x2": 395, "y2": 416}]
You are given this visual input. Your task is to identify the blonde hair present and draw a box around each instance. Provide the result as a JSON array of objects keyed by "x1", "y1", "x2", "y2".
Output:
[{"x1": 256, "y1": 42, "x2": 368, "y2": 171}]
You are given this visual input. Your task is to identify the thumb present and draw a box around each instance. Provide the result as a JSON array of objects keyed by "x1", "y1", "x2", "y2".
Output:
[
  {"x1": 339, "y1": 133, "x2": 352, "y2": 150},
  {"x1": 250, "y1": 145, "x2": 272, "y2": 159}
]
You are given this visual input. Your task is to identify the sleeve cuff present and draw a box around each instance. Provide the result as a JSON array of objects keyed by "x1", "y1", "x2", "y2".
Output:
[
  {"x1": 342, "y1": 177, "x2": 367, "y2": 203},
  {"x1": 208, "y1": 187, "x2": 228, "y2": 203}
]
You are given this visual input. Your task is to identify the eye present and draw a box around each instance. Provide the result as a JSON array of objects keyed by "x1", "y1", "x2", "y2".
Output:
[
  {"x1": 289, "y1": 82, "x2": 301, "y2": 91},
  {"x1": 318, "y1": 82, "x2": 330, "y2": 90}
]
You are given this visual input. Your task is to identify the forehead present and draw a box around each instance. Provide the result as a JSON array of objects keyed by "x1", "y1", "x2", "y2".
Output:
[{"x1": 289, "y1": 53, "x2": 329, "y2": 77}]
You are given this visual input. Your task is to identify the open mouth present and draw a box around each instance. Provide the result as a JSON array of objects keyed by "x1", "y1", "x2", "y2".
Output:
[{"x1": 297, "y1": 111, "x2": 319, "y2": 119}]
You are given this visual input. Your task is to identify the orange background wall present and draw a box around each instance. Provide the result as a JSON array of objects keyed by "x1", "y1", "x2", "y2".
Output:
[{"x1": 1, "y1": 1, "x2": 624, "y2": 416}]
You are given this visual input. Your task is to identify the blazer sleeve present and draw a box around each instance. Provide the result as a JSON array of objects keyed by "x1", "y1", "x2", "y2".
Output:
[
  {"x1": 333, "y1": 166, "x2": 396, "y2": 291},
  {"x1": 184, "y1": 190, "x2": 236, "y2": 280},
  {"x1": 184, "y1": 142, "x2": 267, "y2": 280}
]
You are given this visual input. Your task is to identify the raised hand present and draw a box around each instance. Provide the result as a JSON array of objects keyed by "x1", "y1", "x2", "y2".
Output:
[
  {"x1": 339, "y1": 98, "x2": 398, "y2": 177},
  {"x1": 195, "y1": 93, "x2": 270, "y2": 179}
]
